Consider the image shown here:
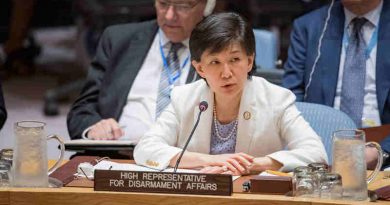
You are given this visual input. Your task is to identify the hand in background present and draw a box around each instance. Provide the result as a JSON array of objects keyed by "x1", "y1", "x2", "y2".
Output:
[
  {"x1": 366, "y1": 146, "x2": 379, "y2": 170},
  {"x1": 87, "y1": 118, "x2": 124, "y2": 140}
]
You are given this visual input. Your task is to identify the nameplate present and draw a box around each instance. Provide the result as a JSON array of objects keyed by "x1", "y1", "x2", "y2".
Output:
[{"x1": 94, "y1": 170, "x2": 232, "y2": 196}]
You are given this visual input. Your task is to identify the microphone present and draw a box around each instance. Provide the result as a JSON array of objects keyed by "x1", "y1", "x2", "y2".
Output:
[
  {"x1": 199, "y1": 101, "x2": 208, "y2": 112},
  {"x1": 304, "y1": 0, "x2": 335, "y2": 100},
  {"x1": 173, "y1": 101, "x2": 208, "y2": 172}
]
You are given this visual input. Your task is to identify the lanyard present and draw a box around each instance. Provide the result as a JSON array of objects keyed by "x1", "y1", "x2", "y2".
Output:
[
  {"x1": 342, "y1": 25, "x2": 378, "y2": 59},
  {"x1": 159, "y1": 33, "x2": 190, "y2": 87}
]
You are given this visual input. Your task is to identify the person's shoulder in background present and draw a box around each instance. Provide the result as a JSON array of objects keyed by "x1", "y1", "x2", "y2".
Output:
[
  {"x1": 99, "y1": 20, "x2": 158, "y2": 47},
  {"x1": 292, "y1": 1, "x2": 342, "y2": 32}
]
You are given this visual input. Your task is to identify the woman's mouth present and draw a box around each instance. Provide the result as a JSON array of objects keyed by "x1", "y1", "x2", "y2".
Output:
[{"x1": 221, "y1": 83, "x2": 235, "y2": 89}]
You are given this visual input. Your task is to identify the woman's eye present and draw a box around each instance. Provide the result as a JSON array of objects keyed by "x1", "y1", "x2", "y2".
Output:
[
  {"x1": 231, "y1": 57, "x2": 240, "y2": 62},
  {"x1": 210, "y1": 61, "x2": 219, "y2": 65}
]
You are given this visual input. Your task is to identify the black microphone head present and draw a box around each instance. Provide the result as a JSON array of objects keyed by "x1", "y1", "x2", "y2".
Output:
[{"x1": 199, "y1": 101, "x2": 208, "y2": 112}]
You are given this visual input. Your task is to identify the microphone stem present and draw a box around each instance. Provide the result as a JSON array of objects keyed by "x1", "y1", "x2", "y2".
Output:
[{"x1": 173, "y1": 111, "x2": 203, "y2": 172}]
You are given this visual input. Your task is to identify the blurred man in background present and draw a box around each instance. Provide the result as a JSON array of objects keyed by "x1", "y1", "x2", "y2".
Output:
[
  {"x1": 67, "y1": 0, "x2": 216, "y2": 147},
  {"x1": 283, "y1": 0, "x2": 390, "y2": 169}
]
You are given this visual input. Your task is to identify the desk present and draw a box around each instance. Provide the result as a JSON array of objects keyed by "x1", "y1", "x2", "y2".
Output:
[
  {"x1": 363, "y1": 124, "x2": 390, "y2": 143},
  {"x1": 0, "y1": 183, "x2": 389, "y2": 205},
  {"x1": 1, "y1": 171, "x2": 389, "y2": 205}
]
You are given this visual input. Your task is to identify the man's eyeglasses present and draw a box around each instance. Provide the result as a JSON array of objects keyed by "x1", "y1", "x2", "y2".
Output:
[{"x1": 156, "y1": 0, "x2": 201, "y2": 14}]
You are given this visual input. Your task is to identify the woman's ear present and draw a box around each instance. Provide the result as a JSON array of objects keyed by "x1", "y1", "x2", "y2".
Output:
[
  {"x1": 192, "y1": 60, "x2": 206, "y2": 78},
  {"x1": 247, "y1": 54, "x2": 255, "y2": 72}
]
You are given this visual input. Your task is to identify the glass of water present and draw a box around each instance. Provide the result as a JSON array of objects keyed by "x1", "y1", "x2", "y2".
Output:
[
  {"x1": 0, "y1": 160, "x2": 11, "y2": 187},
  {"x1": 0, "y1": 149, "x2": 13, "y2": 165},
  {"x1": 293, "y1": 166, "x2": 311, "y2": 196},
  {"x1": 295, "y1": 172, "x2": 316, "y2": 197},
  {"x1": 320, "y1": 173, "x2": 343, "y2": 199},
  {"x1": 332, "y1": 129, "x2": 383, "y2": 201},
  {"x1": 308, "y1": 163, "x2": 329, "y2": 196}
]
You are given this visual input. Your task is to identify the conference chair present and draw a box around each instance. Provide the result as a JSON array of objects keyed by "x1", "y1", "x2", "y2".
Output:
[
  {"x1": 295, "y1": 102, "x2": 357, "y2": 163},
  {"x1": 252, "y1": 28, "x2": 284, "y2": 85},
  {"x1": 253, "y1": 28, "x2": 277, "y2": 70}
]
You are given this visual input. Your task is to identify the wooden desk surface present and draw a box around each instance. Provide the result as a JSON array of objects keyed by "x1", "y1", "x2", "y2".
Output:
[
  {"x1": 1, "y1": 164, "x2": 389, "y2": 205},
  {"x1": 363, "y1": 124, "x2": 390, "y2": 143},
  {"x1": 0, "y1": 183, "x2": 389, "y2": 205}
]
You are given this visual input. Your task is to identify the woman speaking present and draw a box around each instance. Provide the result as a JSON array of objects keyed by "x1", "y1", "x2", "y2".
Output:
[{"x1": 134, "y1": 12, "x2": 327, "y2": 175}]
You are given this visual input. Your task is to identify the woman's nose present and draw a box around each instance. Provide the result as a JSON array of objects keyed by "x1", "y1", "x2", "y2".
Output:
[{"x1": 221, "y1": 64, "x2": 233, "y2": 78}]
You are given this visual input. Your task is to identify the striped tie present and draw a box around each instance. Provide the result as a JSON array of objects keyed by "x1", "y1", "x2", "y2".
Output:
[
  {"x1": 340, "y1": 18, "x2": 368, "y2": 128},
  {"x1": 156, "y1": 42, "x2": 183, "y2": 118}
]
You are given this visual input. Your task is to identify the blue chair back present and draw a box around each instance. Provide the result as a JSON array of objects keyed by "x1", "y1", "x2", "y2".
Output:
[
  {"x1": 295, "y1": 102, "x2": 357, "y2": 163},
  {"x1": 253, "y1": 29, "x2": 277, "y2": 70}
]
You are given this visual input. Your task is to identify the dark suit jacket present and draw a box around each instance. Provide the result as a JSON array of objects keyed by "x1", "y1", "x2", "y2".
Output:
[
  {"x1": 67, "y1": 20, "x2": 198, "y2": 139},
  {"x1": 0, "y1": 81, "x2": 6, "y2": 129},
  {"x1": 283, "y1": 0, "x2": 390, "y2": 125}
]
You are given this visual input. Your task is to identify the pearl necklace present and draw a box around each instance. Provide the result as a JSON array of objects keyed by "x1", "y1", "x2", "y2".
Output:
[{"x1": 213, "y1": 104, "x2": 238, "y2": 141}]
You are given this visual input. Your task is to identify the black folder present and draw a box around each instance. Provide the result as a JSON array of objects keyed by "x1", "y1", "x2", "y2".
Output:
[{"x1": 64, "y1": 139, "x2": 135, "y2": 151}]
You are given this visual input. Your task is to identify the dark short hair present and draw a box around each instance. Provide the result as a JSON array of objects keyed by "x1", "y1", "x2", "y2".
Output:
[{"x1": 189, "y1": 12, "x2": 256, "y2": 78}]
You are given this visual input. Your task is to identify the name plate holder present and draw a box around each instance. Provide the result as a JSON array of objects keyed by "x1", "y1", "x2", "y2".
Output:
[
  {"x1": 94, "y1": 170, "x2": 232, "y2": 196},
  {"x1": 249, "y1": 176, "x2": 292, "y2": 195}
]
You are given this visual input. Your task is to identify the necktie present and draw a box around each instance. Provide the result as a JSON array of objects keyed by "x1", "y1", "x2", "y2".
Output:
[
  {"x1": 156, "y1": 42, "x2": 183, "y2": 118},
  {"x1": 340, "y1": 18, "x2": 368, "y2": 128}
]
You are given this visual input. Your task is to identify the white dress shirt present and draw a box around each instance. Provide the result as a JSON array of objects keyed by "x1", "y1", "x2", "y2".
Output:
[
  {"x1": 82, "y1": 30, "x2": 192, "y2": 141},
  {"x1": 334, "y1": 1, "x2": 383, "y2": 127}
]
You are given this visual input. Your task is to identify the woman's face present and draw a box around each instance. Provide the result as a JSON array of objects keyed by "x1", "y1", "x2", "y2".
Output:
[{"x1": 192, "y1": 42, "x2": 254, "y2": 99}]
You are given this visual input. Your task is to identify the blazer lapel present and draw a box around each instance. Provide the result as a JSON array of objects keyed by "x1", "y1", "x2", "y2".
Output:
[
  {"x1": 320, "y1": 3, "x2": 344, "y2": 107},
  {"x1": 235, "y1": 80, "x2": 256, "y2": 153},
  {"x1": 376, "y1": 0, "x2": 390, "y2": 119},
  {"x1": 190, "y1": 85, "x2": 213, "y2": 154}
]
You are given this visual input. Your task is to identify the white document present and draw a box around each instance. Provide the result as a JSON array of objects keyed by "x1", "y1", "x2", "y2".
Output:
[
  {"x1": 259, "y1": 171, "x2": 278, "y2": 177},
  {"x1": 94, "y1": 160, "x2": 199, "y2": 173},
  {"x1": 258, "y1": 170, "x2": 292, "y2": 177}
]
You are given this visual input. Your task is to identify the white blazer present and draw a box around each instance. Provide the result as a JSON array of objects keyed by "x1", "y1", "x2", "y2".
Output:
[{"x1": 134, "y1": 77, "x2": 328, "y2": 171}]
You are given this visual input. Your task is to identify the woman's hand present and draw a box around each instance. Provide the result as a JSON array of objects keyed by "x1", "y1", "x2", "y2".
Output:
[
  {"x1": 199, "y1": 166, "x2": 230, "y2": 174},
  {"x1": 199, "y1": 166, "x2": 237, "y2": 175},
  {"x1": 249, "y1": 157, "x2": 283, "y2": 173},
  {"x1": 200, "y1": 153, "x2": 283, "y2": 175},
  {"x1": 204, "y1": 152, "x2": 254, "y2": 175},
  {"x1": 169, "y1": 152, "x2": 255, "y2": 175}
]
